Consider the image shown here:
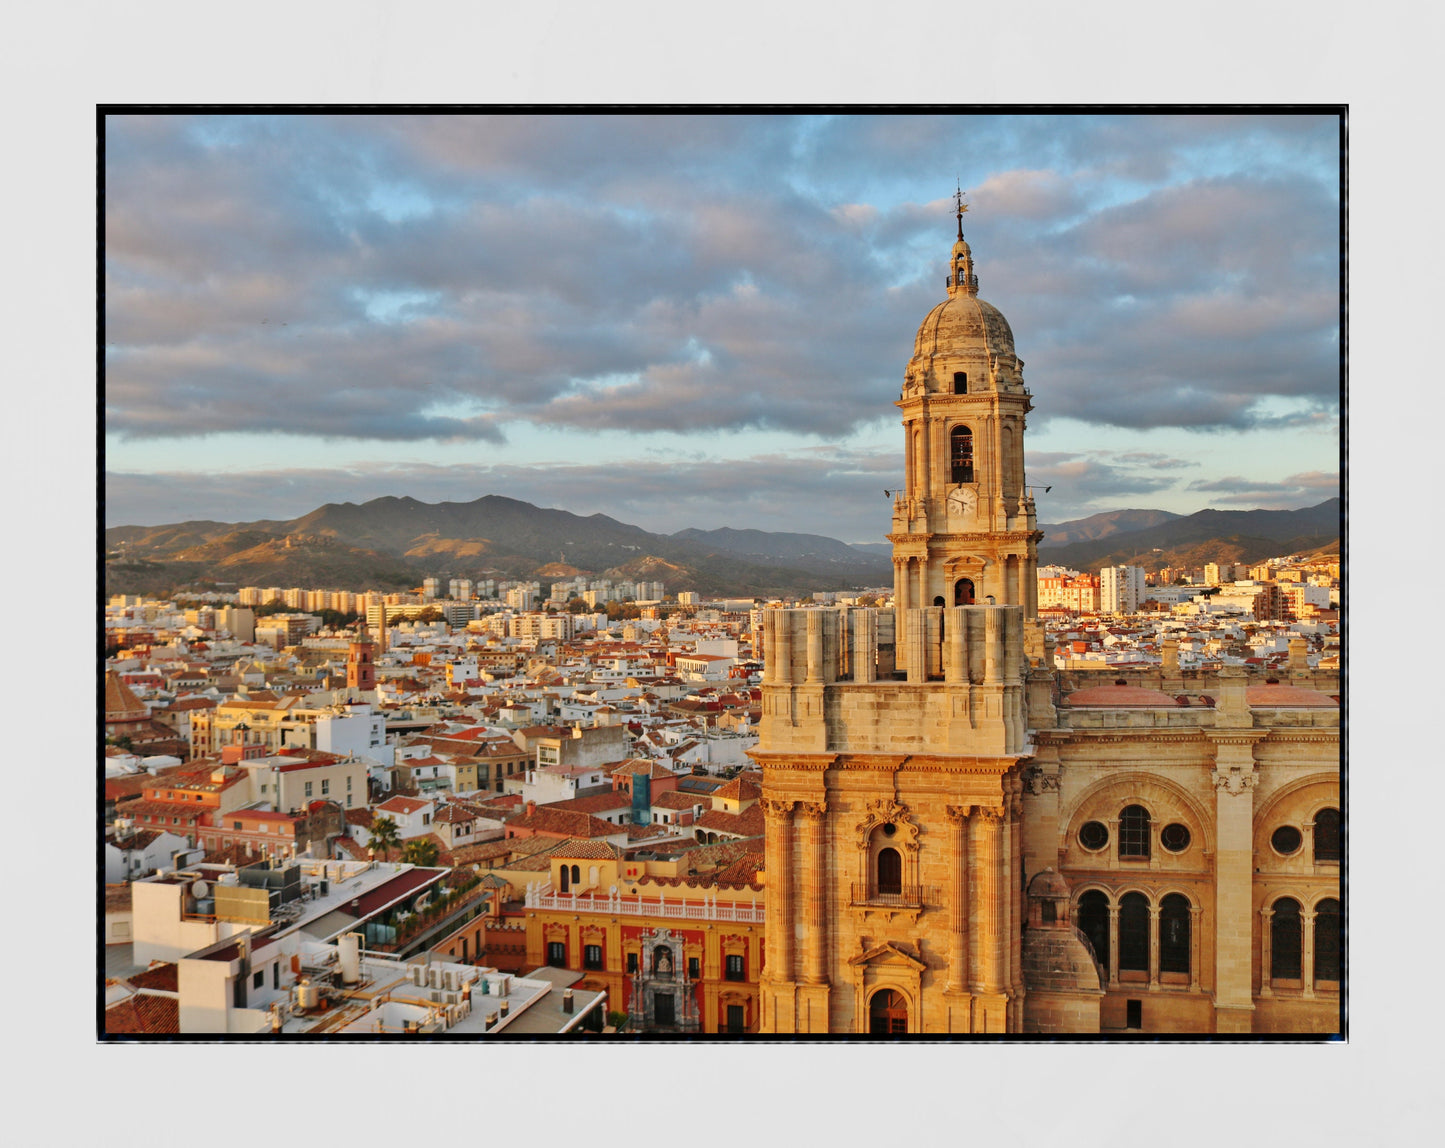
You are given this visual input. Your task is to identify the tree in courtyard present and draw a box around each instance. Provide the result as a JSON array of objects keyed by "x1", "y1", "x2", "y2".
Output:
[
  {"x1": 368, "y1": 814, "x2": 401, "y2": 861},
  {"x1": 402, "y1": 837, "x2": 440, "y2": 867}
]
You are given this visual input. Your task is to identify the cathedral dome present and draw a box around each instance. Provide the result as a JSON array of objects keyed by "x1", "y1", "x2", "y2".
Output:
[
  {"x1": 1027, "y1": 867, "x2": 1071, "y2": 900},
  {"x1": 912, "y1": 291, "x2": 1017, "y2": 360}
]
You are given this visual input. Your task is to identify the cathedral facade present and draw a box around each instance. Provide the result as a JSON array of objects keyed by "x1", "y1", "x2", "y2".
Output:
[{"x1": 750, "y1": 205, "x2": 1340, "y2": 1035}]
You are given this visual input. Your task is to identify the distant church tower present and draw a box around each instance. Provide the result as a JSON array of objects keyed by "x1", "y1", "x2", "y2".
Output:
[{"x1": 752, "y1": 198, "x2": 1046, "y2": 1034}]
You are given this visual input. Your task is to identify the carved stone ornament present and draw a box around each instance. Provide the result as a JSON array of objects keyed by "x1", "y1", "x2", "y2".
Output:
[
  {"x1": 797, "y1": 800, "x2": 828, "y2": 819},
  {"x1": 1212, "y1": 768, "x2": 1258, "y2": 796},
  {"x1": 974, "y1": 805, "x2": 1007, "y2": 825},
  {"x1": 855, "y1": 797, "x2": 922, "y2": 852},
  {"x1": 1038, "y1": 773, "x2": 1061, "y2": 793},
  {"x1": 762, "y1": 798, "x2": 797, "y2": 818},
  {"x1": 944, "y1": 803, "x2": 974, "y2": 826}
]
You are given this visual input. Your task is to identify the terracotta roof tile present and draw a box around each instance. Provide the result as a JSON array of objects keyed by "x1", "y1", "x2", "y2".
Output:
[
  {"x1": 545, "y1": 792, "x2": 633, "y2": 816},
  {"x1": 507, "y1": 807, "x2": 620, "y2": 839},
  {"x1": 105, "y1": 993, "x2": 180, "y2": 1035},
  {"x1": 128, "y1": 963, "x2": 179, "y2": 992},
  {"x1": 550, "y1": 838, "x2": 625, "y2": 860}
]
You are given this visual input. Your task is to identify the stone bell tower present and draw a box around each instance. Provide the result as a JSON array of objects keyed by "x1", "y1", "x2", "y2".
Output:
[
  {"x1": 751, "y1": 199, "x2": 1037, "y2": 1034},
  {"x1": 891, "y1": 188, "x2": 1044, "y2": 665}
]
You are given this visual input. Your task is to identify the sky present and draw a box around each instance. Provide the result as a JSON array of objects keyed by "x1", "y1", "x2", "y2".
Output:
[{"x1": 104, "y1": 113, "x2": 1341, "y2": 542}]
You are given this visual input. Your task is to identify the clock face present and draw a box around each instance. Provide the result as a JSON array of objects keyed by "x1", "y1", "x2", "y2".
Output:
[{"x1": 949, "y1": 487, "x2": 977, "y2": 514}]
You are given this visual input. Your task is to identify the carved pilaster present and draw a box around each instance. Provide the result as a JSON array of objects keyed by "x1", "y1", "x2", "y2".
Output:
[
  {"x1": 1258, "y1": 907, "x2": 1274, "y2": 997},
  {"x1": 798, "y1": 801, "x2": 829, "y2": 986},
  {"x1": 1189, "y1": 905, "x2": 1203, "y2": 992},
  {"x1": 945, "y1": 804, "x2": 972, "y2": 992},
  {"x1": 762, "y1": 798, "x2": 796, "y2": 984},
  {"x1": 1107, "y1": 906, "x2": 1120, "y2": 988},
  {"x1": 973, "y1": 806, "x2": 1006, "y2": 994},
  {"x1": 1148, "y1": 905, "x2": 1161, "y2": 991},
  {"x1": 1301, "y1": 910, "x2": 1316, "y2": 1000}
]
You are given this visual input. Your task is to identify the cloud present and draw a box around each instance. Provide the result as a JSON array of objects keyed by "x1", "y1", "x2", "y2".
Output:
[
  {"x1": 104, "y1": 114, "x2": 1340, "y2": 453},
  {"x1": 1185, "y1": 470, "x2": 1340, "y2": 507}
]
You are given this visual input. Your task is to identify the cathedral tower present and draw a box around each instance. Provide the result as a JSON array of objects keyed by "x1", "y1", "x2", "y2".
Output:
[
  {"x1": 752, "y1": 202, "x2": 1034, "y2": 1034},
  {"x1": 891, "y1": 190, "x2": 1043, "y2": 664}
]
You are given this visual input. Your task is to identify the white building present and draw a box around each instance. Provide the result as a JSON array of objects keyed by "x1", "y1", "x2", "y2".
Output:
[{"x1": 1099, "y1": 565, "x2": 1147, "y2": 614}]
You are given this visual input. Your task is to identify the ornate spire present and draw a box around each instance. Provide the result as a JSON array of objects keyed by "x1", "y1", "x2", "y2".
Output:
[{"x1": 947, "y1": 188, "x2": 978, "y2": 298}]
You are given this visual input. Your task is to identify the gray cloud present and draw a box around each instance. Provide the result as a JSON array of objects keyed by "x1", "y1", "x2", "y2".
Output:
[
  {"x1": 1185, "y1": 470, "x2": 1339, "y2": 508},
  {"x1": 105, "y1": 114, "x2": 1340, "y2": 447}
]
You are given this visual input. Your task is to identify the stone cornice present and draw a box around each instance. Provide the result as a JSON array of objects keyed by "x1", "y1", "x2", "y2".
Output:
[
  {"x1": 1253, "y1": 730, "x2": 1341, "y2": 744},
  {"x1": 1054, "y1": 730, "x2": 1209, "y2": 745},
  {"x1": 1204, "y1": 730, "x2": 1269, "y2": 747}
]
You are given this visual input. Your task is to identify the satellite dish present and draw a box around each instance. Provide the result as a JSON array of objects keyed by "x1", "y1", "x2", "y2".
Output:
[{"x1": 191, "y1": 880, "x2": 210, "y2": 899}]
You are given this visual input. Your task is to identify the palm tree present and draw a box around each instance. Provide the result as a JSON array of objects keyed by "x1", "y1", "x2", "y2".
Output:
[
  {"x1": 368, "y1": 815, "x2": 401, "y2": 861},
  {"x1": 402, "y1": 837, "x2": 440, "y2": 867}
]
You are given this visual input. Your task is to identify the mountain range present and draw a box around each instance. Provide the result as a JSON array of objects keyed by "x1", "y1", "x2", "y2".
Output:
[{"x1": 104, "y1": 495, "x2": 1341, "y2": 600}]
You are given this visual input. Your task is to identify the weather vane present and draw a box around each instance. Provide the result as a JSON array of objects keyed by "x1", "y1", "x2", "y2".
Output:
[{"x1": 954, "y1": 181, "x2": 969, "y2": 238}]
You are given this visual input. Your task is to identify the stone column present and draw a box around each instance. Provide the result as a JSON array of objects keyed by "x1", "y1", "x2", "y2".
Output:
[
  {"x1": 1148, "y1": 904, "x2": 1161, "y2": 991},
  {"x1": 945, "y1": 805, "x2": 972, "y2": 993},
  {"x1": 1209, "y1": 730, "x2": 1263, "y2": 1032},
  {"x1": 984, "y1": 608, "x2": 1002, "y2": 684},
  {"x1": 1107, "y1": 905, "x2": 1120, "y2": 988},
  {"x1": 854, "y1": 609, "x2": 877, "y2": 684},
  {"x1": 773, "y1": 612, "x2": 791, "y2": 681},
  {"x1": 895, "y1": 560, "x2": 910, "y2": 668},
  {"x1": 1301, "y1": 909, "x2": 1316, "y2": 1000},
  {"x1": 945, "y1": 606, "x2": 967, "y2": 683},
  {"x1": 1190, "y1": 905, "x2": 1203, "y2": 991},
  {"x1": 763, "y1": 799, "x2": 795, "y2": 985},
  {"x1": 805, "y1": 611, "x2": 823, "y2": 684},
  {"x1": 800, "y1": 802, "x2": 828, "y2": 985},
  {"x1": 906, "y1": 604, "x2": 928, "y2": 683},
  {"x1": 1009, "y1": 782, "x2": 1025, "y2": 1030},
  {"x1": 977, "y1": 807, "x2": 1005, "y2": 993},
  {"x1": 761, "y1": 611, "x2": 776, "y2": 684},
  {"x1": 1258, "y1": 907, "x2": 1274, "y2": 997}
]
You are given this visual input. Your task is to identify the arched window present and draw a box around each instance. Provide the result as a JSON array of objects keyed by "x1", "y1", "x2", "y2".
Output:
[
  {"x1": 1271, "y1": 897, "x2": 1303, "y2": 979},
  {"x1": 1314, "y1": 807, "x2": 1341, "y2": 862},
  {"x1": 932, "y1": 596, "x2": 945, "y2": 607},
  {"x1": 1119, "y1": 805, "x2": 1151, "y2": 859},
  {"x1": 1078, "y1": 890, "x2": 1110, "y2": 973},
  {"x1": 869, "y1": 988, "x2": 908, "y2": 1035},
  {"x1": 953, "y1": 371, "x2": 968, "y2": 394},
  {"x1": 1314, "y1": 898, "x2": 1341, "y2": 982},
  {"x1": 559, "y1": 866, "x2": 570, "y2": 893},
  {"x1": 955, "y1": 579, "x2": 975, "y2": 606},
  {"x1": 1159, "y1": 893, "x2": 1191, "y2": 975},
  {"x1": 950, "y1": 426, "x2": 974, "y2": 483},
  {"x1": 570, "y1": 864, "x2": 581, "y2": 885},
  {"x1": 1119, "y1": 892, "x2": 1149, "y2": 973},
  {"x1": 876, "y1": 847, "x2": 902, "y2": 896}
]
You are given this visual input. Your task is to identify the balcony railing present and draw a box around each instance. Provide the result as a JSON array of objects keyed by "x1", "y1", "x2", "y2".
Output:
[
  {"x1": 526, "y1": 885, "x2": 765, "y2": 924},
  {"x1": 850, "y1": 884, "x2": 934, "y2": 909}
]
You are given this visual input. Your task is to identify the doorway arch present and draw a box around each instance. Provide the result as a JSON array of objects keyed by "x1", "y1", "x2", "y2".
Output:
[
  {"x1": 955, "y1": 578, "x2": 975, "y2": 606},
  {"x1": 869, "y1": 988, "x2": 909, "y2": 1035}
]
